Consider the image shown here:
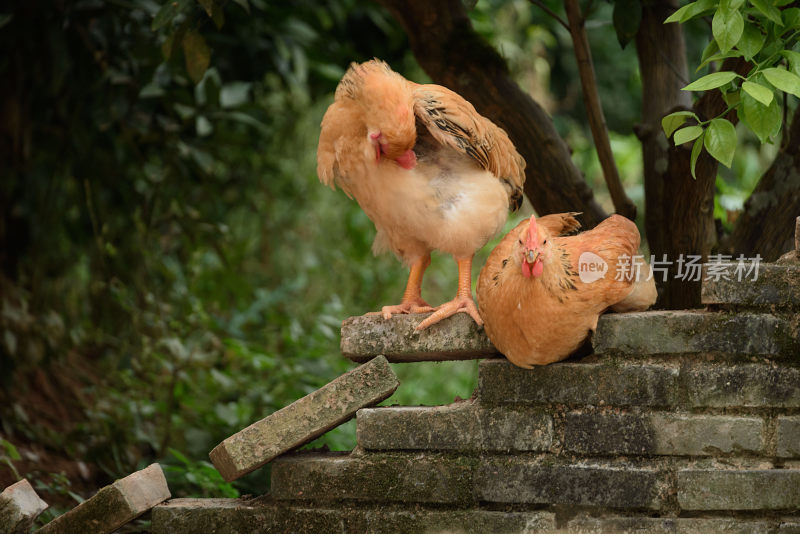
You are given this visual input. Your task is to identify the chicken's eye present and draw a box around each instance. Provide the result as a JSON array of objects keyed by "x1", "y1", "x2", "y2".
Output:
[{"x1": 543, "y1": 239, "x2": 547, "y2": 245}]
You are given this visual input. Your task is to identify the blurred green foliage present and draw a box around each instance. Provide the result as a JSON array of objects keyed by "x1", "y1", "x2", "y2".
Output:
[{"x1": 0, "y1": 0, "x2": 781, "y2": 514}]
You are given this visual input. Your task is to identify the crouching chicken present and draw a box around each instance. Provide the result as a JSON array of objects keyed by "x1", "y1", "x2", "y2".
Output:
[
  {"x1": 317, "y1": 59, "x2": 526, "y2": 330},
  {"x1": 477, "y1": 213, "x2": 656, "y2": 368}
]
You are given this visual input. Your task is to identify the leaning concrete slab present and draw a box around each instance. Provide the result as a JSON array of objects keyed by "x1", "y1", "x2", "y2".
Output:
[
  {"x1": 209, "y1": 355, "x2": 399, "y2": 481},
  {"x1": 341, "y1": 313, "x2": 496, "y2": 362},
  {"x1": 0, "y1": 479, "x2": 48, "y2": 534},
  {"x1": 37, "y1": 463, "x2": 170, "y2": 534}
]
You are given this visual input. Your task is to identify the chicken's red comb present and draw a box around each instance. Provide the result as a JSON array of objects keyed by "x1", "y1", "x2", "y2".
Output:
[{"x1": 526, "y1": 215, "x2": 540, "y2": 249}]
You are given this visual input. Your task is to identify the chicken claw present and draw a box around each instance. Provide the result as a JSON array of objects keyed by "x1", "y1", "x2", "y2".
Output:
[
  {"x1": 415, "y1": 295, "x2": 483, "y2": 331},
  {"x1": 370, "y1": 299, "x2": 435, "y2": 320}
]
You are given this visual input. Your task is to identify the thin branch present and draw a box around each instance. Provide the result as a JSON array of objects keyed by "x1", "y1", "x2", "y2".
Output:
[
  {"x1": 528, "y1": 0, "x2": 570, "y2": 31},
  {"x1": 563, "y1": 0, "x2": 637, "y2": 220}
]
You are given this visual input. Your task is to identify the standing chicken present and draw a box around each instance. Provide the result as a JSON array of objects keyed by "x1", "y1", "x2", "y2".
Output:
[
  {"x1": 317, "y1": 59, "x2": 525, "y2": 330},
  {"x1": 477, "y1": 213, "x2": 656, "y2": 368}
]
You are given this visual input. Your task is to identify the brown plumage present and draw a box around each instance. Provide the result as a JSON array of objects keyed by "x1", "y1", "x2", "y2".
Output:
[
  {"x1": 477, "y1": 213, "x2": 657, "y2": 368},
  {"x1": 317, "y1": 59, "x2": 525, "y2": 330}
]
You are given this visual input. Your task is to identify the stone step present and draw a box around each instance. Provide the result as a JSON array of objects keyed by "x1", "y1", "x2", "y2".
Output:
[
  {"x1": 209, "y1": 355, "x2": 398, "y2": 481},
  {"x1": 152, "y1": 498, "x2": 556, "y2": 534},
  {"x1": 478, "y1": 358, "x2": 800, "y2": 408},
  {"x1": 0, "y1": 479, "x2": 48, "y2": 534},
  {"x1": 357, "y1": 402, "x2": 774, "y2": 458},
  {"x1": 702, "y1": 263, "x2": 800, "y2": 308},
  {"x1": 38, "y1": 463, "x2": 170, "y2": 534},
  {"x1": 269, "y1": 451, "x2": 800, "y2": 513},
  {"x1": 592, "y1": 310, "x2": 800, "y2": 359},
  {"x1": 340, "y1": 313, "x2": 496, "y2": 362},
  {"x1": 151, "y1": 498, "x2": 800, "y2": 533}
]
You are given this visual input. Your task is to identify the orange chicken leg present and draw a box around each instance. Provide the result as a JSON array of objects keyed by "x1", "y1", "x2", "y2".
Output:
[
  {"x1": 375, "y1": 254, "x2": 435, "y2": 319},
  {"x1": 416, "y1": 256, "x2": 483, "y2": 330}
]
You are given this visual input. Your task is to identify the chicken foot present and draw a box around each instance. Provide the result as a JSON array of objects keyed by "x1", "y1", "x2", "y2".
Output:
[
  {"x1": 369, "y1": 254, "x2": 435, "y2": 320},
  {"x1": 416, "y1": 256, "x2": 483, "y2": 331}
]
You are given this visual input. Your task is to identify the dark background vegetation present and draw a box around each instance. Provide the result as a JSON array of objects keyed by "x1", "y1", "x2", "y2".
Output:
[{"x1": 0, "y1": 0, "x2": 795, "y2": 529}]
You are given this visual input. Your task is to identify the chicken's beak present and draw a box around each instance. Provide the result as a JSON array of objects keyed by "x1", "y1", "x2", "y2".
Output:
[{"x1": 525, "y1": 249, "x2": 540, "y2": 264}]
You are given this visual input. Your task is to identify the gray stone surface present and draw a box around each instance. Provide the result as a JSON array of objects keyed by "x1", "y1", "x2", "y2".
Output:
[
  {"x1": 678, "y1": 468, "x2": 800, "y2": 510},
  {"x1": 777, "y1": 416, "x2": 800, "y2": 458},
  {"x1": 681, "y1": 363, "x2": 800, "y2": 408},
  {"x1": 478, "y1": 358, "x2": 679, "y2": 407},
  {"x1": 152, "y1": 498, "x2": 556, "y2": 534},
  {"x1": 476, "y1": 457, "x2": 663, "y2": 509},
  {"x1": 563, "y1": 412, "x2": 764, "y2": 456},
  {"x1": 702, "y1": 263, "x2": 800, "y2": 308},
  {"x1": 270, "y1": 452, "x2": 478, "y2": 504},
  {"x1": 356, "y1": 401, "x2": 553, "y2": 452},
  {"x1": 565, "y1": 516, "x2": 776, "y2": 533},
  {"x1": 0, "y1": 479, "x2": 48, "y2": 534},
  {"x1": 340, "y1": 313, "x2": 496, "y2": 362},
  {"x1": 593, "y1": 310, "x2": 799, "y2": 357},
  {"x1": 38, "y1": 463, "x2": 170, "y2": 534},
  {"x1": 209, "y1": 355, "x2": 399, "y2": 481}
]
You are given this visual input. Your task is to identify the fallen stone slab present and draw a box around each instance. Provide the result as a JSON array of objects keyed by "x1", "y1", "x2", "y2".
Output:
[
  {"x1": 566, "y1": 515, "x2": 780, "y2": 533},
  {"x1": 356, "y1": 401, "x2": 553, "y2": 452},
  {"x1": 593, "y1": 310, "x2": 799, "y2": 358},
  {"x1": 340, "y1": 313, "x2": 496, "y2": 362},
  {"x1": 0, "y1": 479, "x2": 48, "y2": 534},
  {"x1": 151, "y1": 498, "x2": 556, "y2": 534},
  {"x1": 678, "y1": 467, "x2": 800, "y2": 510},
  {"x1": 38, "y1": 463, "x2": 170, "y2": 534},
  {"x1": 209, "y1": 355, "x2": 399, "y2": 481},
  {"x1": 702, "y1": 263, "x2": 800, "y2": 309}
]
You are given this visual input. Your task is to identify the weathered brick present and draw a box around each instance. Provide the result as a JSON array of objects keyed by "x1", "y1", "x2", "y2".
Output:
[
  {"x1": 270, "y1": 452, "x2": 477, "y2": 504},
  {"x1": 681, "y1": 363, "x2": 800, "y2": 408},
  {"x1": 209, "y1": 355, "x2": 399, "y2": 481},
  {"x1": 38, "y1": 463, "x2": 170, "y2": 534},
  {"x1": 777, "y1": 416, "x2": 800, "y2": 458},
  {"x1": 478, "y1": 358, "x2": 679, "y2": 407},
  {"x1": 340, "y1": 313, "x2": 496, "y2": 362},
  {"x1": 357, "y1": 401, "x2": 552, "y2": 452},
  {"x1": 566, "y1": 515, "x2": 774, "y2": 533},
  {"x1": 476, "y1": 457, "x2": 663, "y2": 509},
  {"x1": 563, "y1": 412, "x2": 764, "y2": 456},
  {"x1": 152, "y1": 498, "x2": 556, "y2": 534},
  {"x1": 0, "y1": 479, "x2": 48, "y2": 534},
  {"x1": 678, "y1": 468, "x2": 800, "y2": 510},
  {"x1": 702, "y1": 263, "x2": 800, "y2": 309},
  {"x1": 593, "y1": 310, "x2": 799, "y2": 357}
]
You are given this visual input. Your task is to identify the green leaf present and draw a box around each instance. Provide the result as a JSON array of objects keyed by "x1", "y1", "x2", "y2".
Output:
[
  {"x1": 749, "y1": 0, "x2": 783, "y2": 25},
  {"x1": 739, "y1": 89, "x2": 782, "y2": 143},
  {"x1": 662, "y1": 111, "x2": 698, "y2": 138},
  {"x1": 741, "y1": 80, "x2": 774, "y2": 105},
  {"x1": 182, "y1": 31, "x2": 211, "y2": 85},
  {"x1": 700, "y1": 39, "x2": 720, "y2": 65},
  {"x1": 722, "y1": 88, "x2": 741, "y2": 107},
  {"x1": 697, "y1": 50, "x2": 742, "y2": 72},
  {"x1": 704, "y1": 118, "x2": 737, "y2": 167},
  {"x1": 674, "y1": 125, "x2": 704, "y2": 145},
  {"x1": 682, "y1": 71, "x2": 740, "y2": 91},
  {"x1": 613, "y1": 0, "x2": 643, "y2": 49},
  {"x1": 690, "y1": 134, "x2": 704, "y2": 179},
  {"x1": 762, "y1": 67, "x2": 800, "y2": 98},
  {"x1": 713, "y1": 7, "x2": 744, "y2": 53},
  {"x1": 783, "y1": 7, "x2": 800, "y2": 28},
  {"x1": 781, "y1": 50, "x2": 800, "y2": 77},
  {"x1": 665, "y1": 0, "x2": 715, "y2": 23},
  {"x1": 736, "y1": 22, "x2": 765, "y2": 60},
  {"x1": 152, "y1": 1, "x2": 181, "y2": 31}
]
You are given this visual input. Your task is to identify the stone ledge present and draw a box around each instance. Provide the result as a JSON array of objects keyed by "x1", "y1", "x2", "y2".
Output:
[
  {"x1": 340, "y1": 313, "x2": 496, "y2": 362},
  {"x1": 209, "y1": 355, "x2": 398, "y2": 481},
  {"x1": 593, "y1": 310, "x2": 800, "y2": 358},
  {"x1": 0, "y1": 479, "x2": 48, "y2": 534},
  {"x1": 702, "y1": 263, "x2": 800, "y2": 308},
  {"x1": 152, "y1": 498, "x2": 556, "y2": 534},
  {"x1": 563, "y1": 412, "x2": 764, "y2": 457},
  {"x1": 356, "y1": 401, "x2": 553, "y2": 452},
  {"x1": 678, "y1": 468, "x2": 800, "y2": 510},
  {"x1": 565, "y1": 515, "x2": 787, "y2": 533},
  {"x1": 478, "y1": 358, "x2": 800, "y2": 408},
  {"x1": 777, "y1": 416, "x2": 800, "y2": 458}
]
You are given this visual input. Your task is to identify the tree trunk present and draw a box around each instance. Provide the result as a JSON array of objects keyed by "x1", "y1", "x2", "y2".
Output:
[
  {"x1": 727, "y1": 105, "x2": 800, "y2": 260},
  {"x1": 376, "y1": 0, "x2": 607, "y2": 227}
]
